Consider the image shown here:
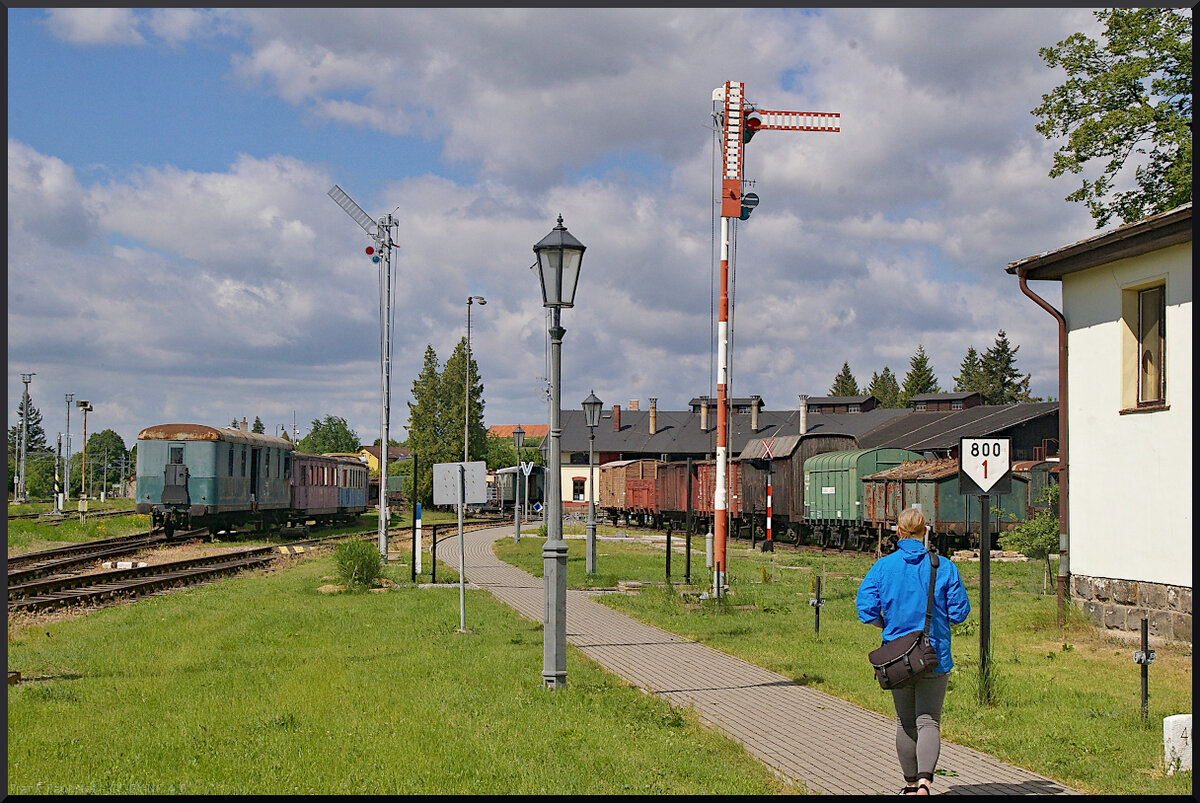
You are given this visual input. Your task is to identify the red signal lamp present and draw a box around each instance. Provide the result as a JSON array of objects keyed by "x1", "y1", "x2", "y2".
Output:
[
  {"x1": 743, "y1": 114, "x2": 762, "y2": 143},
  {"x1": 365, "y1": 246, "x2": 375, "y2": 255}
]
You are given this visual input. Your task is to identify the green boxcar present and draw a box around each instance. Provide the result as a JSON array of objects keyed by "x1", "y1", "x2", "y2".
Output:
[{"x1": 803, "y1": 448, "x2": 924, "y2": 525}]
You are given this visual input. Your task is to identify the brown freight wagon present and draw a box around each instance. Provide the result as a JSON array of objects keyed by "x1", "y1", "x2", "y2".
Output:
[
  {"x1": 598, "y1": 459, "x2": 664, "y2": 524},
  {"x1": 693, "y1": 459, "x2": 743, "y2": 519},
  {"x1": 736, "y1": 433, "x2": 857, "y2": 542}
]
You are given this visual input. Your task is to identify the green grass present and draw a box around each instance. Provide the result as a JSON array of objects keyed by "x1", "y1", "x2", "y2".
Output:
[
  {"x1": 494, "y1": 534, "x2": 1192, "y2": 796},
  {"x1": 6, "y1": 511, "x2": 154, "y2": 553},
  {"x1": 7, "y1": 556, "x2": 792, "y2": 795}
]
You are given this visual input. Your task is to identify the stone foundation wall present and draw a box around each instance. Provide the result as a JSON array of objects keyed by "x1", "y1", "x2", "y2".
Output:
[{"x1": 1073, "y1": 574, "x2": 1191, "y2": 643}]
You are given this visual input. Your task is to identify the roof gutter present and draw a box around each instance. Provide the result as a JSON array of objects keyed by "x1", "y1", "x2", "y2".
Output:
[{"x1": 1017, "y1": 267, "x2": 1070, "y2": 622}]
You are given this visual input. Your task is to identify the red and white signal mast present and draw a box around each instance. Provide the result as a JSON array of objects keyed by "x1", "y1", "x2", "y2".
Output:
[{"x1": 710, "y1": 81, "x2": 839, "y2": 595}]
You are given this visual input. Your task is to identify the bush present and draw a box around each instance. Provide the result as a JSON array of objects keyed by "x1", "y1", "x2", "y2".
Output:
[{"x1": 334, "y1": 540, "x2": 384, "y2": 589}]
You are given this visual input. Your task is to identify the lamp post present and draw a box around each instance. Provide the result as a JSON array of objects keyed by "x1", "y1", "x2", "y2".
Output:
[
  {"x1": 513, "y1": 425, "x2": 525, "y2": 544},
  {"x1": 465, "y1": 296, "x2": 487, "y2": 462},
  {"x1": 582, "y1": 390, "x2": 603, "y2": 575},
  {"x1": 533, "y1": 214, "x2": 586, "y2": 690}
]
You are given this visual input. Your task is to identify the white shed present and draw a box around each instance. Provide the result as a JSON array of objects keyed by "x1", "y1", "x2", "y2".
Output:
[{"x1": 1008, "y1": 203, "x2": 1192, "y2": 642}]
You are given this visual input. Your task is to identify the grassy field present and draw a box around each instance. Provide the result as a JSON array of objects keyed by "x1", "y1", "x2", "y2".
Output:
[
  {"x1": 7, "y1": 555, "x2": 789, "y2": 795},
  {"x1": 494, "y1": 530, "x2": 1192, "y2": 795},
  {"x1": 7, "y1": 515, "x2": 1190, "y2": 795}
]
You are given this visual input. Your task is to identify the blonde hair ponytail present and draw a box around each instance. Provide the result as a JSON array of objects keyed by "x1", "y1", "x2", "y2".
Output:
[{"x1": 897, "y1": 506, "x2": 926, "y2": 540}]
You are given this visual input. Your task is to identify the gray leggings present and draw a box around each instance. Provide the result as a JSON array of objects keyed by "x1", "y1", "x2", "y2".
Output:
[{"x1": 890, "y1": 672, "x2": 950, "y2": 782}]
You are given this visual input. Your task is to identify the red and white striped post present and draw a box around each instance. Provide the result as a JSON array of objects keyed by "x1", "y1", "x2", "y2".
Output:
[{"x1": 712, "y1": 81, "x2": 839, "y2": 589}]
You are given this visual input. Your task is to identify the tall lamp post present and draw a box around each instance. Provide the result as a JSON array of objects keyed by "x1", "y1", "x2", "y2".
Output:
[
  {"x1": 465, "y1": 296, "x2": 487, "y2": 462},
  {"x1": 533, "y1": 214, "x2": 586, "y2": 690},
  {"x1": 512, "y1": 425, "x2": 525, "y2": 543},
  {"x1": 582, "y1": 390, "x2": 603, "y2": 575}
]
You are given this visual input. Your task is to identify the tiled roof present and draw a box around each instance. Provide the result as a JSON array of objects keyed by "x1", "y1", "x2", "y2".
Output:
[{"x1": 487, "y1": 424, "x2": 549, "y2": 439}]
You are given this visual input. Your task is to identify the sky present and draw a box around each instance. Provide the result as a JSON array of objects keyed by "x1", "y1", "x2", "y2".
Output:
[{"x1": 8, "y1": 7, "x2": 1122, "y2": 454}]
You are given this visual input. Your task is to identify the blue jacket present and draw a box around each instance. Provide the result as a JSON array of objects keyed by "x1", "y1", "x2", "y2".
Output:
[{"x1": 856, "y1": 539, "x2": 971, "y2": 673}]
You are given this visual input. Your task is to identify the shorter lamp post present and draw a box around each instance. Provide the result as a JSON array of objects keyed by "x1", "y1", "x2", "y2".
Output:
[
  {"x1": 582, "y1": 391, "x2": 603, "y2": 575},
  {"x1": 513, "y1": 425, "x2": 525, "y2": 544},
  {"x1": 534, "y1": 214, "x2": 586, "y2": 690}
]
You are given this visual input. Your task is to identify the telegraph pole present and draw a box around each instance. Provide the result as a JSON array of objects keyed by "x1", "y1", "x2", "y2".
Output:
[
  {"x1": 710, "y1": 81, "x2": 839, "y2": 594},
  {"x1": 17, "y1": 373, "x2": 35, "y2": 502},
  {"x1": 64, "y1": 393, "x2": 74, "y2": 503}
]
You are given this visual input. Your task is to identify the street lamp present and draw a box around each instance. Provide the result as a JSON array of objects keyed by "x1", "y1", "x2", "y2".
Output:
[
  {"x1": 582, "y1": 390, "x2": 603, "y2": 575},
  {"x1": 533, "y1": 214, "x2": 586, "y2": 690},
  {"x1": 465, "y1": 296, "x2": 487, "y2": 462},
  {"x1": 512, "y1": 424, "x2": 525, "y2": 544}
]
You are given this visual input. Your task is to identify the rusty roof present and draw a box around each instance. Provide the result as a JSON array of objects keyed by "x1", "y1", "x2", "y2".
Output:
[
  {"x1": 862, "y1": 458, "x2": 960, "y2": 481},
  {"x1": 137, "y1": 423, "x2": 292, "y2": 448}
]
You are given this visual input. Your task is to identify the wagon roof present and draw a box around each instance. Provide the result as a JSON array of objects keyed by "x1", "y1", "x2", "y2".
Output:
[
  {"x1": 737, "y1": 434, "x2": 803, "y2": 460},
  {"x1": 862, "y1": 457, "x2": 960, "y2": 481},
  {"x1": 137, "y1": 423, "x2": 292, "y2": 448}
]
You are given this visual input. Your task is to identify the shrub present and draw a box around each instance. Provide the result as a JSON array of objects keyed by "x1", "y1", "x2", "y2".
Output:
[{"x1": 334, "y1": 540, "x2": 384, "y2": 589}]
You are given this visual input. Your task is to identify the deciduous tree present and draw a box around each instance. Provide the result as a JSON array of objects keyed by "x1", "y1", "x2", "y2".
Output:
[{"x1": 1032, "y1": 8, "x2": 1191, "y2": 227}]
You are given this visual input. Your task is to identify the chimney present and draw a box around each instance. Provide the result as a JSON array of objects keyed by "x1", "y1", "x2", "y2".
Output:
[
  {"x1": 700, "y1": 396, "x2": 709, "y2": 432},
  {"x1": 750, "y1": 394, "x2": 761, "y2": 432},
  {"x1": 240, "y1": 416, "x2": 249, "y2": 433},
  {"x1": 798, "y1": 394, "x2": 809, "y2": 436},
  {"x1": 649, "y1": 398, "x2": 658, "y2": 435},
  {"x1": 628, "y1": 399, "x2": 640, "y2": 411},
  {"x1": 612, "y1": 404, "x2": 621, "y2": 432}
]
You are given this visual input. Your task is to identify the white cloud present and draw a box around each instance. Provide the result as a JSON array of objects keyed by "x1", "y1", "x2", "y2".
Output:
[{"x1": 43, "y1": 9, "x2": 145, "y2": 46}]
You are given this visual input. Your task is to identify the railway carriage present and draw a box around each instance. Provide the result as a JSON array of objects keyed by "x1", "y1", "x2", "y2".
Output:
[
  {"x1": 861, "y1": 458, "x2": 1031, "y2": 554},
  {"x1": 289, "y1": 452, "x2": 369, "y2": 527},
  {"x1": 136, "y1": 424, "x2": 293, "y2": 536},
  {"x1": 800, "y1": 448, "x2": 924, "y2": 550}
]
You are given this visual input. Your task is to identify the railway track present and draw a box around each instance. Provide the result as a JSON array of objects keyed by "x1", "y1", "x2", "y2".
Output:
[
  {"x1": 7, "y1": 516, "x2": 511, "y2": 615},
  {"x1": 8, "y1": 508, "x2": 137, "y2": 523}
]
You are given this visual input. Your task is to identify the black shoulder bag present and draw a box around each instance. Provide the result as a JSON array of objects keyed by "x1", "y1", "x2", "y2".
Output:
[{"x1": 868, "y1": 549, "x2": 940, "y2": 690}]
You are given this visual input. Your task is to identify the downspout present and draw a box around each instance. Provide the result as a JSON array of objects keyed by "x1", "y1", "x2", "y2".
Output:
[{"x1": 1017, "y1": 268, "x2": 1069, "y2": 623}]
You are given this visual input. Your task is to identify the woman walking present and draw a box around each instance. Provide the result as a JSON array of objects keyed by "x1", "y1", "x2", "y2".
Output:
[{"x1": 856, "y1": 507, "x2": 971, "y2": 795}]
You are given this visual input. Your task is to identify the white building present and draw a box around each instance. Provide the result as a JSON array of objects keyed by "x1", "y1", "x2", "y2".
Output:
[{"x1": 1008, "y1": 203, "x2": 1192, "y2": 642}]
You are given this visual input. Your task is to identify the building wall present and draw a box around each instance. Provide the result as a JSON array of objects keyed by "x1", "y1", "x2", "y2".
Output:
[{"x1": 1062, "y1": 241, "x2": 1192, "y2": 591}]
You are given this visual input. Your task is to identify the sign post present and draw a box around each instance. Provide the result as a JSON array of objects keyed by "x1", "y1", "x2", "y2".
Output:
[
  {"x1": 434, "y1": 461, "x2": 488, "y2": 632},
  {"x1": 959, "y1": 437, "x2": 1011, "y2": 705}
]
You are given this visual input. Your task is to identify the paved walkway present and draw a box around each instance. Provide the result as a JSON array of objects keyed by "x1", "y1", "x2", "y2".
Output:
[{"x1": 439, "y1": 525, "x2": 1081, "y2": 795}]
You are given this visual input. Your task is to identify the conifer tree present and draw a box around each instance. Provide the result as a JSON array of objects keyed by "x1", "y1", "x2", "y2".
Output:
[
  {"x1": 829, "y1": 362, "x2": 860, "y2": 396},
  {"x1": 954, "y1": 347, "x2": 988, "y2": 397},
  {"x1": 981, "y1": 330, "x2": 1036, "y2": 404},
  {"x1": 440, "y1": 337, "x2": 487, "y2": 463},
  {"x1": 406, "y1": 345, "x2": 445, "y2": 505},
  {"x1": 252, "y1": 416, "x2": 265, "y2": 434},
  {"x1": 866, "y1": 367, "x2": 901, "y2": 408},
  {"x1": 898, "y1": 345, "x2": 941, "y2": 408}
]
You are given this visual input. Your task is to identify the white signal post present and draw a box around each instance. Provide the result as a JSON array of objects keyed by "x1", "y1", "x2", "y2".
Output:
[
  {"x1": 327, "y1": 184, "x2": 397, "y2": 559},
  {"x1": 711, "y1": 81, "x2": 839, "y2": 595}
]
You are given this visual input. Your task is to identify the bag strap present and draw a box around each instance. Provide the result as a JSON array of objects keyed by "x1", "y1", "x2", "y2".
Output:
[{"x1": 922, "y1": 548, "x2": 939, "y2": 635}]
